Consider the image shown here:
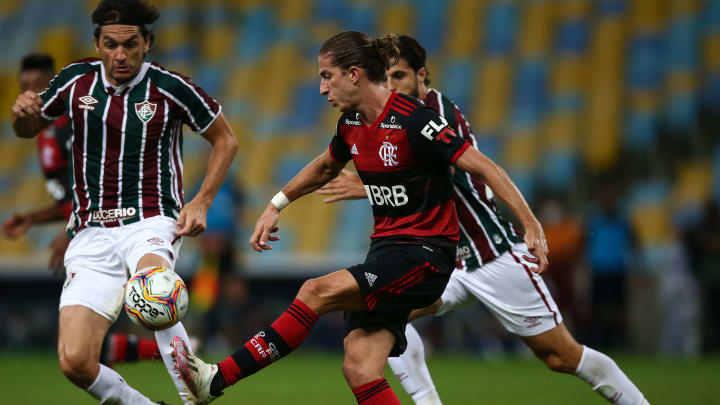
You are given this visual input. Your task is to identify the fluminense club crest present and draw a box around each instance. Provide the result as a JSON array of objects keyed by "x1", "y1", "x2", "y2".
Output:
[{"x1": 135, "y1": 100, "x2": 157, "y2": 123}]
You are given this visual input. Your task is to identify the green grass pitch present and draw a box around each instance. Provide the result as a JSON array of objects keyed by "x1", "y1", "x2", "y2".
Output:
[{"x1": 1, "y1": 351, "x2": 718, "y2": 404}]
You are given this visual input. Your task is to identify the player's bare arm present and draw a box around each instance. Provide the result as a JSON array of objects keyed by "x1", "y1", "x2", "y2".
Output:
[
  {"x1": 11, "y1": 90, "x2": 52, "y2": 138},
  {"x1": 316, "y1": 169, "x2": 366, "y2": 202},
  {"x1": 455, "y1": 146, "x2": 549, "y2": 274},
  {"x1": 176, "y1": 112, "x2": 238, "y2": 238},
  {"x1": 250, "y1": 149, "x2": 346, "y2": 252},
  {"x1": 1, "y1": 204, "x2": 67, "y2": 239}
]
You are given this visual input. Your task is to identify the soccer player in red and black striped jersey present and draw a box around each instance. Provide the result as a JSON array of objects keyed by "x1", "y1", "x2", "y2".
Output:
[
  {"x1": 2, "y1": 54, "x2": 73, "y2": 275},
  {"x1": 319, "y1": 35, "x2": 650, "y2": 405},
  {"x1": 171, "y1": 31, "x2": 546, "y2": 405},
  {"x1": 11, "y1": 1, "x2": 238, "y2": 404}
]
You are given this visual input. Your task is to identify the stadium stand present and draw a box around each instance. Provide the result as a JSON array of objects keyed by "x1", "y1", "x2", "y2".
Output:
[{"x1": 1, "y1": 0, "x2": 718, "y2": 271}]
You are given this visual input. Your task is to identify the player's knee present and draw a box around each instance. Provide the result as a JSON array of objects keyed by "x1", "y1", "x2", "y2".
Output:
[
  {"x1": 297, "y1": 277, "x2": 336, "y2": 308},
  {"x1": 342, "y1": 352, "x2": 382, "y2": 388},
  {"x1": 58, "y1": 345, "x2": 94, "y2": 382},
  {"x1": 542, "y1": 352, "x2": 576, "y2": 374}
]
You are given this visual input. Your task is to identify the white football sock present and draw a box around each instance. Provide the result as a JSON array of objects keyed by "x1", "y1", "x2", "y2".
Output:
[
  {"x1": 575, "y1": 346, "x2": 649, "y2": 405},
  {"x1": 87, "y1": 363, "x2": 155, "y2": 404},
  {"x1": 387, "y1": 323, "x2": 442, "y2": 405},
  {"x1": 155, "y1": 321, "x2": 193, "y2": 405}
]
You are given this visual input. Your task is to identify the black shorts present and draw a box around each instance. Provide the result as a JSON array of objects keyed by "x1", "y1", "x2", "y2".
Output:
[{"x1": 344, "y1": 238, "x2": 455, "y2": 356}]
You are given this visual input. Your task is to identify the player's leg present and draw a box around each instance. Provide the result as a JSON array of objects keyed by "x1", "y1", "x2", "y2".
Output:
[
  {"x1": 388, "y1": 270, "x2": 476, "y2": 405},
  {"x1": 58, "y1": 306, "x2": 156, "y2": 404},
  {"x1": 172, "y1": 269, "x2": 368, "y2": 403},
  {"x1": 468, "y1": 243, "x2": 650, "y2": 404},
  {"x1": 121, "y1": 216, "x2": 196, "y2": 405},
  {"x1": 60, "y1": 227, "x2": 157, "y2": 404},
  {"x1": 386, "y1": 323, "x2": 442, "y2": 405},
  {"x1": 344, "y1": 328, "x2": 402, "y2": 404},
  {"x1": 522, "y1": 324, "x2": 649, "y2": 405},
  {"x1": 103, "y1": 332, "x2": 160, "y2": 365}
]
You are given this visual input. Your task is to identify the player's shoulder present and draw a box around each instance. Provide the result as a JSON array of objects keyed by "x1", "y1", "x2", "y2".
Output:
[
  {"x1": 424, "y1": 88, "x2": 463, "y2": 126},
  {"x1": 336, "y1": 111, "x2": 362, "y2": 129},
  {"x1": 146, "y1": 62, "x2": 196, "y2": 91},
  {"x1": 54, "y1": 58, "x2": 102, "y2": 81}
]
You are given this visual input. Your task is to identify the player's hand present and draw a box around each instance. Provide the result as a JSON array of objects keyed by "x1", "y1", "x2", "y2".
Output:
[
  {"x1": 48, "y1": 231, "x2": 70, "y2": 276},
  {"x1": 175, "y1": 199, "x2": 209, "y2": 238},
  {"x1": 522, "y1": 222, "x2": 549, "y2": 274},
  {"x1": 316, "y1": 169, "x2": 366, "y2": 203},
  {"x1": 1, "y1": 213, "x2": 32, "y2": 239},
  {"x1": 249, "y1": 203, "x2": 281, "y2": 252},
  {"x1": 12, "y1": 90, "x2": 43, "y2": 119}
]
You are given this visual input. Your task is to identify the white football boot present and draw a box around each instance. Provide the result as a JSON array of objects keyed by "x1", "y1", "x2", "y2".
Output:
[{"x1": 171, "y1": 336, "x2": 221, "y2": 405}]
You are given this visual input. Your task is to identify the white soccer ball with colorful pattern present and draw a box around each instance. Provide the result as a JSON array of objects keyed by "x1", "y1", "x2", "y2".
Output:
[{"x1": 124, "y1": 267, "x2": 189, "y2": 330}]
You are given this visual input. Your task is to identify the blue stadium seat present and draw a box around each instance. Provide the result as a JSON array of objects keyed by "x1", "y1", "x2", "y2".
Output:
[{"x1": 484, "y1": 1, "x2": 517, "y2": 55}]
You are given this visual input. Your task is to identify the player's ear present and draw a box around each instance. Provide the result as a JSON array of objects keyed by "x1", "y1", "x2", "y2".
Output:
[
  {"x1": 417, "y1": 67, "x2": 428, "y2": 84},
  {"x1": 347, "y1": 66, "x2": 361, "y2": 84},
  {"x1": 94, "y1": 37, "x2": 100, "y2": 54}
]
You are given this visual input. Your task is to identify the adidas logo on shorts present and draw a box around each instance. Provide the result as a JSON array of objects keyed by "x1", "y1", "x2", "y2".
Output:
[
  {"x1": 351, "y1": 144, "x2": 359, "y2": 155},
  {"x1": 364, "y1": 272, "x2": 377, "y2": 287}
]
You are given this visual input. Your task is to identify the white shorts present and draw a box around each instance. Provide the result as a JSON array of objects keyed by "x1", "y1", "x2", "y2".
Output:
[
  {"x1": 60, "y1": 215, "x2": 182, "y2": 322},
  {"x1": 437, "y1": 243, "x2": 562, "y2": 336}
]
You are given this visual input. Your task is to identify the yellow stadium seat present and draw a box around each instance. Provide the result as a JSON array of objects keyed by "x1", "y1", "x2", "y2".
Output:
[
  {"x1": 629, "y1": 0, "x2": 666, "y2": 32},
  {"x1": 517, "y1": 1, "x2": 557, "y2": 57},
  {"x1": 585, "y1": 18, "x2": 624, "y2": 171},
  {"x1": 445, "y1": 0, "x2": 483, "y2": 58},
  {"x1": 379, "y1": 3, "x2": 414, "y2": 39},
  {"x1": 550, "y1": 57, "x2": 584, "y2": 93},
  {"x1": 544, "y1": 113, "x2": 576, "y2": 149},
  {"x1": 672, "y1": 161, "x2": 712, "y2": 207},
  {"x1": 472, "y1": 57, "x2": 511, "y2": 132},
  {"x1": 704, "y1": 33, "x2": 720, "y2": 71},
  {"x1": 503, "y1": 132, "x2": 539, "y2": 168},
  {"x1": 202, "y1": 25, "x2": 234, "y2": 63},
  {"x1": 37, "y1": 28, "x2": 76, "y2": 70},
  {"x1": 631, "y1": 203, "x2": 672, "y2": 246},
  {"x1": 275, "y1": 0, "x2": 312, "y2": 24}
]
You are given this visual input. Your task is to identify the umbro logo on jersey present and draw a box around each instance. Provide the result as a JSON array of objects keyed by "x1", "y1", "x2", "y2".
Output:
[
  {"x1": 135, "y1": 100, "x2": 157, "y2": 123},
  {"x1": 78, "y1": 95, "x2": 98, "y2": 111},
  {"x1": 351, "y1": 144, "x2": 359, "y2": 155},
  {"x1": 364, "y1": 272, "x2": 377, "y2": 287}
]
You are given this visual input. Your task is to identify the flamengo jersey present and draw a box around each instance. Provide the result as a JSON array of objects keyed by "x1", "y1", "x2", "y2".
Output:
[
  {"x1": 37, "y1": 114, "x2": 73, "y2": 219},
  {"x1": 329, "y1": 92, "x2": 469, "y2": 244},
  {"x1": 423, "y1": 88, "x2": 523, "y2": 269},
  {"x1": 39, "y1": 58, "x2": 221, "y2": 234}
]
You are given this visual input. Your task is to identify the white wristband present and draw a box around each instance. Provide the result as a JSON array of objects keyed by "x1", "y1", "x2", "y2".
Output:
[{"x1": 270, "y1": 191, "x2": 290, "y2": 211}]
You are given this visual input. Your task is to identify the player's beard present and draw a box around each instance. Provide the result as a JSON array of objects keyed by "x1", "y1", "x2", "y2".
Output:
[{"x1": 408, "y1": 79, "x2": 420, "y2": 99}]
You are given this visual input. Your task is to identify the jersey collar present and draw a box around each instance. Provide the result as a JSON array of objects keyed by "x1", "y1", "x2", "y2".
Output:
[{"x1": 100, "y1": 61, "x2": 150, "y2": 95}]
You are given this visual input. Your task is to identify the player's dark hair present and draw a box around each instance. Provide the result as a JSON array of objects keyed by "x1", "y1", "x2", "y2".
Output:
[
  {"x1": 319, "y1": 31, "x2": 400, "y2": 83},
  {"x1": 92, "y1": 0, "x2": 160, "y2": 49},
  {"x1": 397, "y1": 35, "x2": 431, "y2": 86},
  {"x1": 20, "y1": 54, "x2": 55, "y2": 74}
]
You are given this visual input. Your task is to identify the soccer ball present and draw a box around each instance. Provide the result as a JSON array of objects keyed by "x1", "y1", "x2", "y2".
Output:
[{"x1": 124, "y1": 267, "x2": 189, "y2": 330}]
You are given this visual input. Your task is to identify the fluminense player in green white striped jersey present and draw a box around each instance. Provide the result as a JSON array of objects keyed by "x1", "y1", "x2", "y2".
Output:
[
  {"x1": 318, "y1": 35, "x2": 650, "y2": 405},
  {"x1": 11, "y1": 1, "x2": 238, "y2": 404}
]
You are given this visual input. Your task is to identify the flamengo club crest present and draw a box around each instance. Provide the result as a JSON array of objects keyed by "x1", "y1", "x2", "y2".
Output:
[
  {"x1": 379, "y1": 141, "x2": 398, "y2": 167},
  {"x1": 135, "y1": 100, "x2": 157, "y2": 123}
]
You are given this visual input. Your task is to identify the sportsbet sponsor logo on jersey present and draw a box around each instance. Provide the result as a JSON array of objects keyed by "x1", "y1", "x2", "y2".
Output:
[{"x1": 91, "y1": 207, "x2": 138, "y2": 222}]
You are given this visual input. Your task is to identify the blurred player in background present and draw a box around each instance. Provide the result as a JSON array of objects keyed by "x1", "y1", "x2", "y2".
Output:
[
  {"x1": 318, "y1": 35, "x2": 650, "y2": 405},
  {"x1": 10, "y1": 0, "x2": 238, "y2": 403},
  {"x1": 2, "y1": 54, "x2": 72, "y2": 274},
  {"x1": 172, "y1": 31, "x2": 547, "y2": 405}
]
